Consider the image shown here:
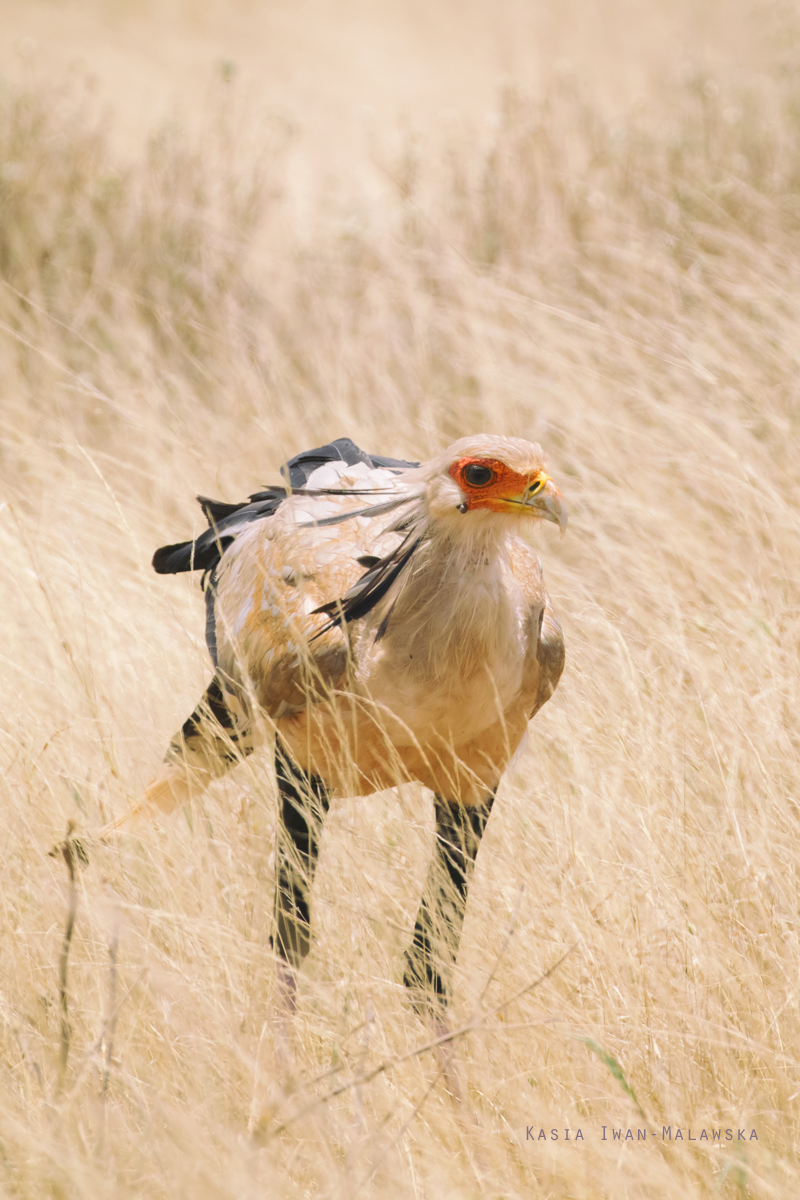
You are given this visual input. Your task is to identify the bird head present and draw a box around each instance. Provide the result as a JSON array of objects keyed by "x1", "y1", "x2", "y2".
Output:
[
  {"x1": 421, "y1": 435, "x2": 568, "y2": 539},
  {"x1": 306, "y1": 434, "x2": 567, "y2": 640}
]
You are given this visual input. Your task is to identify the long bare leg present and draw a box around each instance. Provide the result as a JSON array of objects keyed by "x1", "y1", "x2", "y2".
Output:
[
  {"x1": 403, "y1": 793, "x2": 495, "y2": 1012},
  {"x1": 403, "y1": 792, "x2": 495, "y2": 1104},
  {"x1": 271, "y1": 742, "x2": 331, "y2": 1008},
  {"x1": 100, "y1": 676, "x2": 256, "y2": 836}
]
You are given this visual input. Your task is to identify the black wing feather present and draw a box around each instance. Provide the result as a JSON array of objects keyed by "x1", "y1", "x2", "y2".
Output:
[
  {"x1": 311, "y1": 532, "x2": 423, "y2": 637},
  {"x1": 152, "y1": 488, "x2": 286, "y2": 575},
  {"x1": 151, "y1": 439, "x2": 419, "y2": 578}
]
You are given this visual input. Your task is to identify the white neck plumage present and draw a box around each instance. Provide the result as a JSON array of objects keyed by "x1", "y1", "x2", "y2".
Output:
[{"x1": 365, "y1": 502, "x2": 523, "y2": 683}]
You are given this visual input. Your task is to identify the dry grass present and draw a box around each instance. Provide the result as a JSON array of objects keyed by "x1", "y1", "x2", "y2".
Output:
[{"x1": 2, "y1": 19, "x2": 800, "y2": 1198}]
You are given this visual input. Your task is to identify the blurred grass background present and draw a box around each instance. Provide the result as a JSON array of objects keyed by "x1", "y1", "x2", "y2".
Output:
[{"x1": 1, "y1": 1, "x2": 800, "y2": 1196}]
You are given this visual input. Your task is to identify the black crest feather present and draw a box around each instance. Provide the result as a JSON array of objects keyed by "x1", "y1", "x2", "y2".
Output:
[
  {"x1": 151, "y1": 439, "x2": 418, "y2": 578},
  {"x1": 311, "y1": 531, "x2": 423, "y2": 638}
]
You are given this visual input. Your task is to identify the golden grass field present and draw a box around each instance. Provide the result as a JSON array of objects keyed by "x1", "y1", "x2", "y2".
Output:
[{"x1": 2, "y1": 1, "x2": 800, "y2": 1195}]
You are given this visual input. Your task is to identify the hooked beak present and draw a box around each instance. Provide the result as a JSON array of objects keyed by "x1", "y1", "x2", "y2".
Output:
[
  {"x1": 529, "y1": 477, "x2": 568, "y2": 537},
  {"x1": 503, "y1": 473, "x2": 567, "y2": 536}
]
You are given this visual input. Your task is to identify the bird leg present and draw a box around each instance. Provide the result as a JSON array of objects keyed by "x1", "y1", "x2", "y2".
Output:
[
  {"x1": 272, "y1": 744, "x2": 331, "y2": 1008},
  {"x1": 403, "y1": 793, "x2": 495, "y2": 1014},
  {"x1": 100, "y1": 676, "x2": 255, "y2": 837}
]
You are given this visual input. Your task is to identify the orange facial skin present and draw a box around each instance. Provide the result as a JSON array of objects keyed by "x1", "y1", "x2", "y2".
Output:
[{"x1": 448, "y1": 457, "x2": 549, "y2": 513}]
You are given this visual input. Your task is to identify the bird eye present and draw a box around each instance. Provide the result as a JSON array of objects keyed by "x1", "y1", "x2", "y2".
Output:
[{"x1": 463, "y1": 464, "x2": 495, "y2": 487}]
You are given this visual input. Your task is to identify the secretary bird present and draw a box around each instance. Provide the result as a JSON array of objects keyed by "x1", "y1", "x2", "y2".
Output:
[{"x1": 103, "y1": 434, "x2": 567, "y2": 1013}]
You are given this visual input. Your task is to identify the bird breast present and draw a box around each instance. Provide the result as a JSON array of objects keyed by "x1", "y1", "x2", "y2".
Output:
[{"x1": 353, "y1": 538, "x2": 540, "y2": 747}]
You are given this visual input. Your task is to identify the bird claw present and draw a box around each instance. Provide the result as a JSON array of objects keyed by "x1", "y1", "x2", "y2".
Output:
[
  {"x1": 432, "y1": 1017, "x2": 464, "y2": 1105},
  {"x1": 276, "y1": 959, "x2": 298, "y2": 1018}
]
